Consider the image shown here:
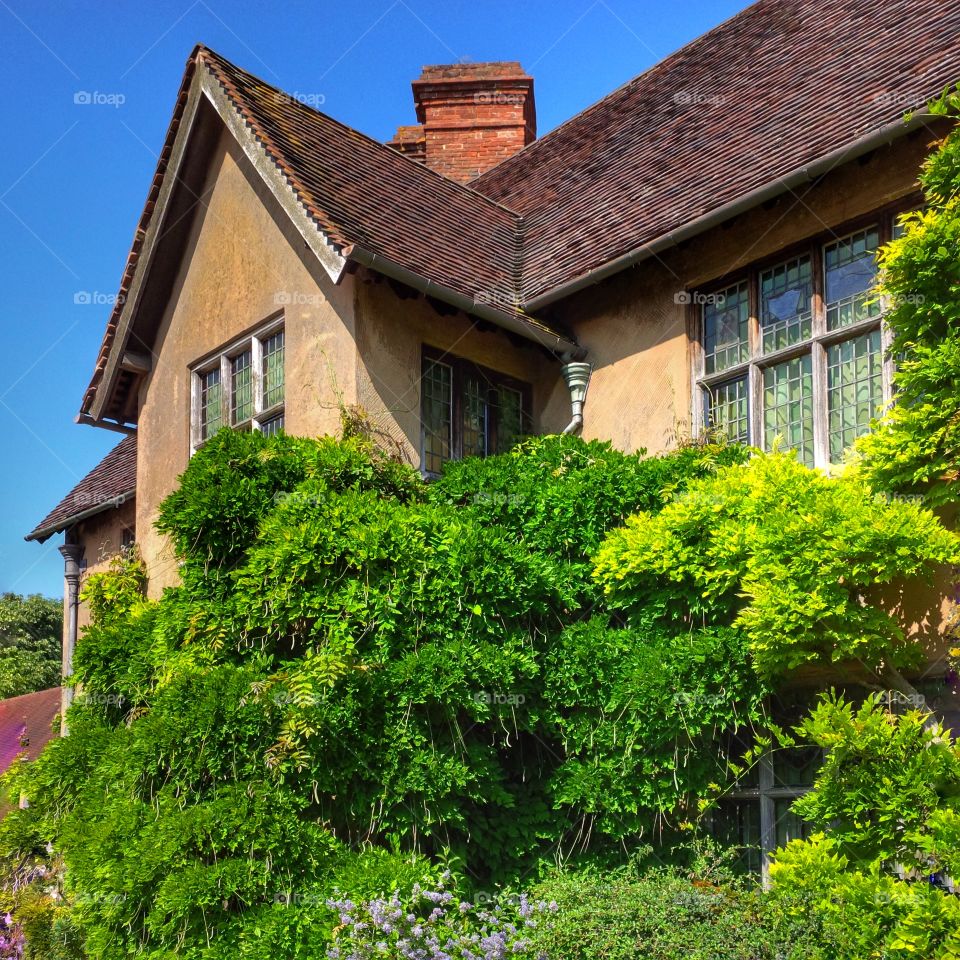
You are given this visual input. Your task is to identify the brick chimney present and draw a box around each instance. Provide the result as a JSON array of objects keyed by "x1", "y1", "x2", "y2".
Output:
[{"x1": 388, "y1": 62, "x2": 536, "y2": 183}]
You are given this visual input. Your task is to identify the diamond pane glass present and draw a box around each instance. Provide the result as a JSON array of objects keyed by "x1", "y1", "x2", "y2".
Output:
[
  {"x1": 462, "y1": 375, "x2": 488, "y2": 459},
  {"x1": 262, "y1": 330, "x2": 285, "y2": 408},
  {"x1": 495, "y1": 386, "x2": 523, "y2": 453},
  {"x1": 825, "y1": 227, "x2": 880, "y2": 330},
  {"x1": 200, "y1": 367, "x2": 223, "y2": 441},
  {"x1": 827, "y1": 329, "x2": 883, "y2": 462},
  {"x1": 760, "y1": 256, "x2": 812, "y2": 352},
  {"x1": 706, "y1": 377, "x2": 749, "y2": 444},
  {"x1": 704, "y1": 282, "x2": 750, "y2": 374},
  {"x1": 422, "y1": 359, "x2": 452, "y2": 474},
  {"x1": 763, "y1": 354, "x2": 814, "y2": 467},
  {"x1": 231, "y1": 350, "x2": 253, "y2": 424}
]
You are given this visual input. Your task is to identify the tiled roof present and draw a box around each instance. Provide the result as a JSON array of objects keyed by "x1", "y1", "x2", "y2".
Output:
[
  {"x1": 0, "y1": 688, "x2": 61, "y2": 774},
  {"x1": 81, "y1": 0, "x2": 960, "y2": 418},
  {"x1": 472, "y1": 0, "x2": 960, "y2": 303},
  {"x1": 26, "y1": 436, "x2": 136, "y2": 543},
  {"x1": 198, "y1": 47, "x2": 523, "y2": 301}
]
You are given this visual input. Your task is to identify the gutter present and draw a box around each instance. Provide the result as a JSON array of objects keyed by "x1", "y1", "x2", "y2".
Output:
[
  {"x1": 25, "y1": 490, "x2": 136, "y2": 544},
  {"x1": 75, "y1": 412, "x2": 137, "y2": 436},
  {"x1": 344, "y1": 243, "x2": 579, "y2": 356},
  {"x1": 524, "y1": 112, "x2": 933, "y2": 312}
]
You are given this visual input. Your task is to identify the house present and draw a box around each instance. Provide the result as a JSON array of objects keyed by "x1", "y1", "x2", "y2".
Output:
[{"x1": 24, "y1": 0, "x2": 960, "y2": 867}]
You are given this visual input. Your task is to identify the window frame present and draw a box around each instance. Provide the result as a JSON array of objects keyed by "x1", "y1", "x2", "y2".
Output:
[
  {"x1": 190, "y1": 315, "x2": 285, "y2": 451},
  {"x1": 689, "y1": 201, "x2": 918, "y2": 469},
  {"x1": 420, "y1": 346, "x2": 533, "y2": 475}
]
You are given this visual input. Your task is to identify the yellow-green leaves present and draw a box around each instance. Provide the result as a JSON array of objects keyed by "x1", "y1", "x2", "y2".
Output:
[{"x1": 594, "y1": 452, "x2": 959, "y2": 678}]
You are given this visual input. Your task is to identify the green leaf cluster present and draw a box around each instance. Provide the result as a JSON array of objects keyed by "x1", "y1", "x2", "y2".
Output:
[{"x1": 855, "y1": 91, "x2": 960, "y2": 503}]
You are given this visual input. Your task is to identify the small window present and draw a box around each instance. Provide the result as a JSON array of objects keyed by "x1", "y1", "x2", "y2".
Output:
[
  {"x1": 420, "y1": 349, "x2": 531, "y2": 475},
  {"x1": 760, "y1": 255, "x2": 812, "y2": 352},
  {"x1": 827, "y1": 329, "x2": 883, "y2": 462},
  {"x1": 231, "y1": 350, "x2": 253, "y2": 424},
  {"x1": 191, "y1": 320, "x2": 285, "y2": 450},
  {"x1": 422, "y1": 358, "x2": 453, "y2": 476},
  {"x1": 262, "y1": 330, "x2": 285, "y2": 409},
  {"x1": 199, "y1": 367, "x2": 223, "y2": 441},
  {"x1": 706, "y1": 376, "x2": 749, "y2": 444},
  {"x1": 763, "y1": 354, "x2": 814, "y2": 468}
]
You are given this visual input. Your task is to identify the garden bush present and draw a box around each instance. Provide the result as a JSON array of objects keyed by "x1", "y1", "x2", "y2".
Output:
[{"x1": 0, "y1": 422, "x2": 955, "y2": 958}]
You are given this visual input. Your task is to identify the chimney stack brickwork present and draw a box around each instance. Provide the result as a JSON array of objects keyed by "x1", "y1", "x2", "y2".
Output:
[{"x1": 388, "y1": 62, "x2": 535, "y2": 183}]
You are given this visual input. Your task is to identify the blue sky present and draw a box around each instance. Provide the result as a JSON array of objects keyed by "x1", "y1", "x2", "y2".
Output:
[{"x1": 0, "y1": 0, "x2": 745, "y2": 598}]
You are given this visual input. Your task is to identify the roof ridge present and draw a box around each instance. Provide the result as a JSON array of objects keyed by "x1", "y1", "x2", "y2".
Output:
[{"x1": 196, "y1": 45, "x2": 525, "y2": 223}]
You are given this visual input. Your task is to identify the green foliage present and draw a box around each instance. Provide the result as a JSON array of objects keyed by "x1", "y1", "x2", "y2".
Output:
[
  {"x1": 527, "y1": 864, "x2": 827, "y2": 960},
  {"x1": 769, "y1": 695, "x2": 960, "y2": 958},
  {"x1": 594, "y1": 452, "x2": 958, "y2": 677},
  {"x1": 429, "y1": 434, "x2": 748, "y2": 600},
  {"x1": 4, "y1": 423, "x2": 956, "y2": 957},
  {"x1": 855, "y1": 90, "x2": 960, "y2": 503},
  {"x1": 542, "y1": 620, "x2": 766, "y2": 838},
  {"x1": 0, "y1": 593, "x2": 62, "y2": 699}
]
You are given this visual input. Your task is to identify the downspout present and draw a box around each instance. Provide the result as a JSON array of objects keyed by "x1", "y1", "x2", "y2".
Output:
[
  {"x1": 561, "y1": 361, "x2": 592, "y2": 435},
  {"x1": 59, "y1": 540, "x2": 84, "y2": 735}
]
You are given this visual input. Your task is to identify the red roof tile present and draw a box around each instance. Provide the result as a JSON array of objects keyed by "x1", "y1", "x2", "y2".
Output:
[
  {"x1": 0, "y1": 688, "x2": 61, "y2": 774},
  {"x1": 26, "y1": 437, "x2": 136, "y2": 543},
  {"x1": 472, "y1": 0, "x2": 960, "y2": 302}
]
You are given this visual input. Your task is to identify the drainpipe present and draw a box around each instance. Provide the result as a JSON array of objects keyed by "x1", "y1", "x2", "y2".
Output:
[
  {"x1": 561, "y1": 361, "x2": 592, "y2": 436},
  {"x1": 59, "y1": 541, "x2": 84, "y2": 735}
]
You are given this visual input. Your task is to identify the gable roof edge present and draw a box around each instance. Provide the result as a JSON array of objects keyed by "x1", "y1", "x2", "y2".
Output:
[{"x1": 85, "y1": 57, "x2": 351, "y2": 423}]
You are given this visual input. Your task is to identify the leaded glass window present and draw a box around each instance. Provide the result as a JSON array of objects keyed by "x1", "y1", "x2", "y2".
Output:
[
  {"x1": 706, "y1": 377, "x2": 749, "y2": 443},
  {"x1": 763, "y1": 355, "x2": 814, "y2": 467},
  {"x1": 704, "y1": 282, "x2": 749, "y2": 373},
  {"x1": 199, "y1": 367, "x2": 223, "y2": 441},
  {"x1": 760, "y1": 256, "x2": 812, "y2": 352},
  {"x1": 694, "y1": 208, "x2": 908, "y2": 469},
  {"x1": 422, "y1": 358, "x2": 452, "y2": 475},
  {"x1": 231, "y1": 350, "x2": 253, "y2": 424},
  {"x1": 260, "y1": 413, "x2": 285, "y2": 438},
  {"x1": 191, "y1": 322, "x2": 286, "y2": 450},
  {"x1": 825, "y1": 227, "x2": 881, "y2": 330},
  {"x1": 419, "y1": 350, "x2": 530, "y2": 474},
  {"x1": 262, "y1": 330, "x2": 285, "y2": 409},
  {"x1": 827, "y1": 329, "x2": 883, "y2": 462},
  {"x1": 496, "y1": 386, "x2": 524, "y2": 453}
]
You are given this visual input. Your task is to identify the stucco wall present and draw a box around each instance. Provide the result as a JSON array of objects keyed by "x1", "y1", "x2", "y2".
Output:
[{"x1": 136, "y1": 129, "x2": 358, "y2": 596}]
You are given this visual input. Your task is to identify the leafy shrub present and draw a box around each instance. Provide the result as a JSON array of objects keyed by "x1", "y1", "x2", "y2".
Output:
[
  {"x1": 0, "y1": 593, "x2": 62, "y2": 699},
  {"x1": 768, "y1": 695, "x2": 960, "y2": 959},
  {"x1": 594, "y1": 452, "x2": 958, "y2": 678},
  {"x1": 429, "y1": 434, "x2": 748, "y2": 601},
  {"x1": 855, "y1": 90, "x2": 960, "y2": 504},
  {"x1": 3, "y1": 424, "x2": 955, "y2": 957},
  {"x1": 527, "y1": 866, "x2": 827, "y2": 960}
]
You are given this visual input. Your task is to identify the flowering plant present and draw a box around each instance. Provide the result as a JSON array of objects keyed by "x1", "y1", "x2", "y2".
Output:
[{"x1": 327, "y1": 874, "x2": 555, "y2": 960}]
